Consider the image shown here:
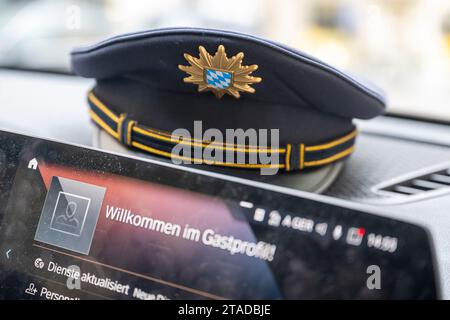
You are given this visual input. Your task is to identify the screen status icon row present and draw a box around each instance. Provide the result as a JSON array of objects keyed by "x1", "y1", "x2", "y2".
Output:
[{"x1": 239, "y1": 201, "x2": 397, "y2": 253}]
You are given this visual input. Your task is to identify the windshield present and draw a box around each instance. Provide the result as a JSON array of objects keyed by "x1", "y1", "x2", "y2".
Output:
[{"x1": 1, "y1": 0, "x2": 449, "y2": 121}]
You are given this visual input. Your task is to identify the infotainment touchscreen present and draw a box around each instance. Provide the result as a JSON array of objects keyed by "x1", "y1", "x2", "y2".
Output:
[{"x1": 0, "y1": 130, "x2": 438, "y2": 299}]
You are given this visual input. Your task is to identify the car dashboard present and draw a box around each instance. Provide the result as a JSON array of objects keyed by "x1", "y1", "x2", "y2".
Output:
[{"x1": 0, "y1": 69, "x2": 449, "y2": 299}]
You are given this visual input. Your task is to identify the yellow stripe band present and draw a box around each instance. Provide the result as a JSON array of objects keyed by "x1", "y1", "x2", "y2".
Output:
[
  {"x1": 133, "y1": 126, "x2": 282, "y2": 153},
  {"x1": 126, "y1": 120, "x2": 135, "y2": 146},
  {"x1": 131, "y1": 141, "x2": 285, "y2": 169},
  {"x1": 117, "y1": 113, "x2": 127, "y2": 143},
  {"x1": 88, "y1": 92, "x2": 119, "y2": 122},
  {"x1": 306, "y1": 130, "x2": 357, "y2": 151},
  {"x1": 285, "y1": 144, "x2": 291, "y2": 171},
  {"x1": 89, "y1": 109, "x2": 119, "y2": 139},
  {"x1": 304, "y1": 146, "x2": 355, "y2": 167},
  {"x1": 300, "y1": 144, "x2": 305, "y2": 169},
  {"x1": 87, "y1": 91, "x2": 358, "y2": 172}
]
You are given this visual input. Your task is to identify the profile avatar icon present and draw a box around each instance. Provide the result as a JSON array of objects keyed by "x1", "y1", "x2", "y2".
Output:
[
  {"x1": 49, "y1": 191, "x2": 91, "y2": 236},
  {"x1": 36, "y1": 177, "x2": 104, "y2": 254},
  {"x1": 55, "y1": 201, "x2": 79, "y2": 228}
]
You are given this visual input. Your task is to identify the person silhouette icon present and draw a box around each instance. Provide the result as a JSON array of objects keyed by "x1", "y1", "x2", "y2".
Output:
[
  {"x1": 25, "y1": 283, "x2": 37, "y2": 295},
  {"x1": 55, "y1": 201, "x2": 79, "y2": 228}
]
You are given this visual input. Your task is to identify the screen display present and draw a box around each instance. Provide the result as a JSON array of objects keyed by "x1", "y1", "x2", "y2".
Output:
[{"x1": 0, "y1": 130, "x2": 438, "y2": 299}]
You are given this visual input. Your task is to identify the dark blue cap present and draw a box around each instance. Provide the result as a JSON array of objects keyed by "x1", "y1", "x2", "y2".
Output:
[{"x1": 71, "y1": 27, "x2": 386, "y2": 172}]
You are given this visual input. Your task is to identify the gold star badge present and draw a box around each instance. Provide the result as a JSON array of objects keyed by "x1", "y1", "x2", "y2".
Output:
[{"x1": 178, "y1": 45, "x2": 262, "y2": 99}]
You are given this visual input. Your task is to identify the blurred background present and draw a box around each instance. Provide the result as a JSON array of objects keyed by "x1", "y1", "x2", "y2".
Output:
[{"x1": 0, "y1": 0, "x2": 449, "y2": 121}]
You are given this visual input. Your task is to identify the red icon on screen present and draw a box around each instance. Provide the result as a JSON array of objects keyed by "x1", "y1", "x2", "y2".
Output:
[{"x1": 346, "y1": 227, "x2": 366, "y2": 246}]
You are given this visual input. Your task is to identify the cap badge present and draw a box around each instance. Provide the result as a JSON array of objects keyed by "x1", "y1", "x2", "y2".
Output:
[{"x1": 179, "y1": 45, "x2": 262, "y2": 99}]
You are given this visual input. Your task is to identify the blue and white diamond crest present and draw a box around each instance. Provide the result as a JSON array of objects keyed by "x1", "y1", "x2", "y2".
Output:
[
  {"x1": 179, "y1": 45, "x2": 262, "y2": 98},
  {"x1": 205, "y1": 69, "x2": 232, "y2": 89}
]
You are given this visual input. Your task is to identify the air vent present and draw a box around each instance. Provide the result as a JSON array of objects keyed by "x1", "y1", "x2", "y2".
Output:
[{"x1": 377, "y1": 168, "x2": 450, "y2": 196}]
